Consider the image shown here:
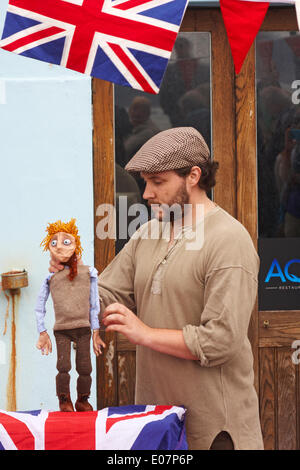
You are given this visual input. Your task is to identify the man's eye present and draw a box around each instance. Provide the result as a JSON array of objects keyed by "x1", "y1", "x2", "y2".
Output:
[
  {"x1": 154, "y1": 181, "x2": 162, "y2": 185},
  {"x1": 63, "y1": 239, "x2": 71, "y2": 245},
  {"x1": 51, "y1": 240, "x2": 57, "y2": 247}
]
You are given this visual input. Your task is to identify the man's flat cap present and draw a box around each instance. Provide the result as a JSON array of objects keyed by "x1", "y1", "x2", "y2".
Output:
[{"x1": 125, "y1": 127, "x2": 210, "y2": 174}]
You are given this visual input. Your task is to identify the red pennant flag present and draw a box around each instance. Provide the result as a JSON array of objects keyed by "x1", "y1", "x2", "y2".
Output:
[{"x1": 220, "y1": 0, "x2": 270, "y2": 74}]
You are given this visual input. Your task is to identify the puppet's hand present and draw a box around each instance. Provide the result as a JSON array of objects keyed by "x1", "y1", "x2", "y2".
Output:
[
  {"x1": 92, "y1": 330, "x2": 106, "y2": 356},
  {"x1": 49, "y1": 254, "x2": 83, "y2": 273},
  {"x1": 49, "y1": 255, "x2": 64, "y2": 273},
  {"x1": 36, "y1": 331, "x2": 52, "y2": 355}
]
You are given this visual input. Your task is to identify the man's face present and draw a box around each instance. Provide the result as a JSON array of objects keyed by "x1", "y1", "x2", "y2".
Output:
[
  {"x1": 141, "y1": 170, "x2": 190, "y2": 221},
  {"x1": 49, "y1": 232, "x2": 76, "y2": 263}
]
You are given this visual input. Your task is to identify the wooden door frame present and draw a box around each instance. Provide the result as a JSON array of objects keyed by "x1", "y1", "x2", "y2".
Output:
[{"x1": 92, "y1": 6, "x2": 262, "y2": 409}]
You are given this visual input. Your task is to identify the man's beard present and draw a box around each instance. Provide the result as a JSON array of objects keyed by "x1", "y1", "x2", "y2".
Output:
[{"x1": 150, "y1": 181, "x2": 190, "y2": 222}]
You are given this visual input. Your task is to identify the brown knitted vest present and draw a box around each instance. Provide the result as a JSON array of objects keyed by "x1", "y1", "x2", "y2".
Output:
[{"x1": 49, "y1": 265, "x2": 91, "y2": 331}]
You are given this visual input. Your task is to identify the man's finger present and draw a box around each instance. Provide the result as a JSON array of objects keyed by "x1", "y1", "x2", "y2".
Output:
[
  {"x1": 105, "y1": 324, "x2": 124, "y2": 334},
  {"x1": 103, "y1": 313, "x2": 125, "y2": 326},
  {"x1": 103, "y1": 304, "x2": 127, "y2": 318}
]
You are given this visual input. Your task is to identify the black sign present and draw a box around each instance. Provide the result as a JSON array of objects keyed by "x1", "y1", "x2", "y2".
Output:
[{"x1": 258, "y1": 238, "x2": 300, "y2": 311}]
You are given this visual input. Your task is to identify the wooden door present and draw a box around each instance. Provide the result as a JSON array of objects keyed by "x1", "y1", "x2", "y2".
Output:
[{"x1": 254, "y1": 8, "x2": 300, "y2": 450}]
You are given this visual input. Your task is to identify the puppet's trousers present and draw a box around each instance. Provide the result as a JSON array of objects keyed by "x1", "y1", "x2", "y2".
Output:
[{"x1": 54, "y1": 327, "x2": 92, "y2": 396}]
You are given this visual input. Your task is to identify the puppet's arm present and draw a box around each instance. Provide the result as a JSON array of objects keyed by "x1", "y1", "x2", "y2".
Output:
[
  {"x1": 89, "y1": 267, "x2": 105, "y2": 356},
  {"x1": 35, "y1": 275, "x2": 53, "y2": 355}
]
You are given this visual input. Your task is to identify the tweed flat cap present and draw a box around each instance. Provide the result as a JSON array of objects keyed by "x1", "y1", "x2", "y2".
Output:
[{"x1": 125, "y1": 127, "x2": 210, "y2": 174}]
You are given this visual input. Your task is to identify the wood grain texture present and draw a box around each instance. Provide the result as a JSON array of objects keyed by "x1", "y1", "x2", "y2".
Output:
[
  {"x1": 211, "y1": 10, "x2": 237, "y2": 217},
  {"x1": 259, "y1": 348, "x2": 276, "y2": 450},
  {"x1": 118, "y1": 352, "x2": 136, "y2": 406},
  {"x1": 259, "y1": 311, "x2": 300, "y2": 348},
  {"x1": 277, "y1": 348, "x2": 297, "y2": 450},
  {"x1": 235, "y1": 44, "x2": 257, "y2": 244},
  {"x1": 117, "y1": 332, "x2": 136, "y2": 352},
  {"x1": 92, "y1": 78, "x2": 118, "y2": 409},
  {"x1": 92, "y1": 78, "x2": 115, "y2": 275},
  {"x1": 262, "y1": 6, "x2": 298, "y2": 30},
  {"x1": 234, "y1": 37, "x2": 259, "y2": 392},
  {"x1": 297, "y1": 363, "x2": 300, "y2": 449}
]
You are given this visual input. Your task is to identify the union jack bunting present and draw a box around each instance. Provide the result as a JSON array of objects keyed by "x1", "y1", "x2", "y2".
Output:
[
  {"x1": 0, "y1": 0, "x2": 189, "y2": 94},
  {"x1": 0, "y1": 405, "x2": 187, "y2": 450}
]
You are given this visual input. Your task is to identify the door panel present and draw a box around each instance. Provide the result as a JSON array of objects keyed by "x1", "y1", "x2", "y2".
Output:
[{"x1": 259, "y1": 346, "x2": 300, "y2": 450}]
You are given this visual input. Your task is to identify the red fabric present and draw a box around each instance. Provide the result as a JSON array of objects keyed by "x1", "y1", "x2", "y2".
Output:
[
  {"x1": 45, "y1": 411, "x2": 98, "y2": 450},
  {"x1": 0, "y1": 412, "x2": 35, "y2": 450},
  {"x1": 108, "y1": 42, "x2": 157, "y2": 93},
  {"x1": 220, "y1": 0, "x2": 270, "y2": 74}
]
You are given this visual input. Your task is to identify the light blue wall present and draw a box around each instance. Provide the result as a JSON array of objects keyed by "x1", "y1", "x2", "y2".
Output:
[{"x1": 0, "y1": 0, "x2": 96, "y2": 411}]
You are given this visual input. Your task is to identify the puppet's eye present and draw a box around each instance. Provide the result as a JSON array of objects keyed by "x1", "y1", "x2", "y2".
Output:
[
  {"x1": 51, "y1": 240, "x2": 57, "y2": 247},
  {"x1": 64, "y1": 239, "x2": 71, "y2": 245}
]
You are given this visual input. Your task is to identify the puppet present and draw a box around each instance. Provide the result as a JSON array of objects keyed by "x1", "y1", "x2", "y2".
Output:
[{"x1": 35, "y1": 218, "x2": 105, "y2": 412}]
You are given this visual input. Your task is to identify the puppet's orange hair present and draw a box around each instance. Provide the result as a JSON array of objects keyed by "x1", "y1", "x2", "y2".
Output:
[{"x1": 40, "y1": 218, "x2": 83, "y2": 258}]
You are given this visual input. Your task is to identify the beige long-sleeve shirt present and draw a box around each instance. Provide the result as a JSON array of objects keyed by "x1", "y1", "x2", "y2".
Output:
[{"x1": 98, "y1": 205, "x2": 264, "y2": 450}]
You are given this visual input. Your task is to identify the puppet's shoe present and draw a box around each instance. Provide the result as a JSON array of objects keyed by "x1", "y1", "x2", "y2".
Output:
[
  {"x1": 58, "y1": 393, "x2": 74, "y2": 412},
  {"x1": 75, "y1": 394, "x2": 93, "y2": 412}
]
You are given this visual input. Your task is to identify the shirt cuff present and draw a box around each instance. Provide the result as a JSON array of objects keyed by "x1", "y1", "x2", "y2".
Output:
[
  {"x1": 182, "y1": 325, "x2": 209, "y2": 367},
  {"x1": 89, "y1": 266, "x2": 99, "y2": 278}
]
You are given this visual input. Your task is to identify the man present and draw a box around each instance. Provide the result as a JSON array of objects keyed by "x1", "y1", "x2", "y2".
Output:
[
  {"x1": 98, "y1": 127, "x2": 264, "y2": 450},
  {"x1": 50, "y1": 127, "x2": 263, "y2": 449}
]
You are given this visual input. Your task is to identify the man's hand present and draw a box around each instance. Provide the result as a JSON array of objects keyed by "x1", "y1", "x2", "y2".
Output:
[
  {"x1": 92, "y1": 330, "x2": 106, "y2": 356},
  {"x1": 36, "y1": 331, "x2": 52, "y2": 355},
  {"x1": 102, "y1": 303, "x2": 151, "y2": 346}
]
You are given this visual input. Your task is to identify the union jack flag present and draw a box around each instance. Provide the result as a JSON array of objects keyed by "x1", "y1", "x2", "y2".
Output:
[
  {"x1": 0, "y1": 405, "x2": 187, "y2": 450},
  {"x1": 0, "y1": 0, "x2": 189, "y2": 94}
]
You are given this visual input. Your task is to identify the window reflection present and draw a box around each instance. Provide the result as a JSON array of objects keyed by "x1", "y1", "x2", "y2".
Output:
[
  {"x1": 114, "y1": 32, "x2": 211, "y2": 252},
  {"x1": 256, "y1": 32, "x2": 300, "y2": 238}
]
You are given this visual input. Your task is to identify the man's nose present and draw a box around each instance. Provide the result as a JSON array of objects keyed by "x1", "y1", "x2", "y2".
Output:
[{"x1": 143, "y1": 183, "x2": 155, "y2": 200}]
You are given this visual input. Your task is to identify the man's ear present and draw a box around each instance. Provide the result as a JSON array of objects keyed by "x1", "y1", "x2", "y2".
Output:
[{"x1": 188, "y1": 166, "x2": 202, "y2": 187}]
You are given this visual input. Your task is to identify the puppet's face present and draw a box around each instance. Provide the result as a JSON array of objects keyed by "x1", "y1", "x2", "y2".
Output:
[{"x1": 49, "y1": 232, "x2": 76, "y2": 263}]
